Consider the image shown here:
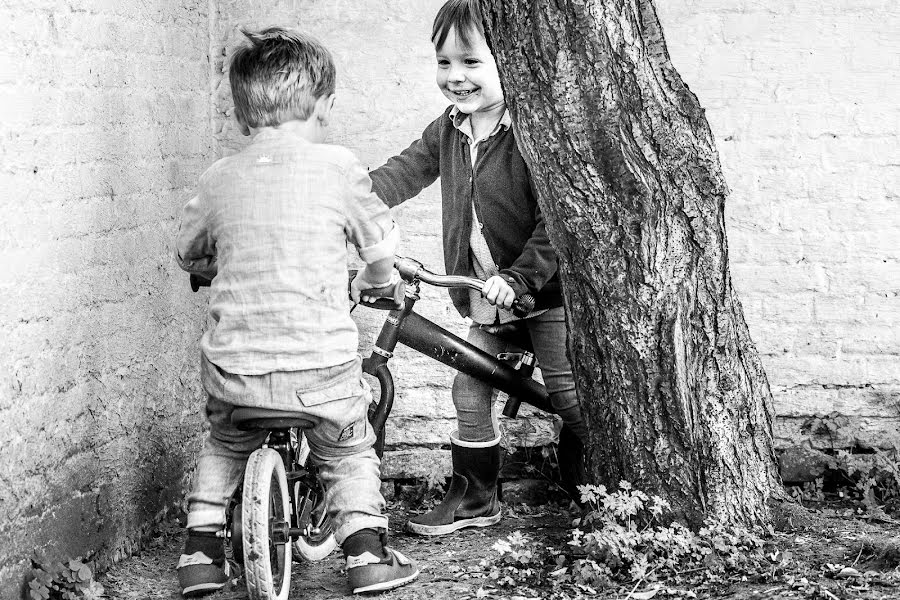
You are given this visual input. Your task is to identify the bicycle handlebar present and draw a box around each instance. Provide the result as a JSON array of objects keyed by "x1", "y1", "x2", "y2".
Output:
[
  {"x1": 188, "y1": 256, "x2": 537, "y2": 318},
  {"x1": 394, "y1": 256, "x2": 535, "y2": 318}
]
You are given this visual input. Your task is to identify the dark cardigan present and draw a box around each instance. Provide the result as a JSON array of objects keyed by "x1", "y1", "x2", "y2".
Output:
[{"x1": 370, "y1": 106, "x2": 562, "y2": 317}]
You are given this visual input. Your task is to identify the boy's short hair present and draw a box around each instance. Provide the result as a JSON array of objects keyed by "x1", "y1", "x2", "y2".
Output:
[
  {"x1": 229, "y1": 27, "x2": 336, "y2": 128},
  {"x1": 432, "y1": 0, "x2": 485, "y2": 50}
]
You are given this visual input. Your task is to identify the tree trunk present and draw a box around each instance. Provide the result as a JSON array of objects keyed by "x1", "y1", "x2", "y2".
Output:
[{"x1": 481, "y1": 0, "x2": 782, "y2": 527}]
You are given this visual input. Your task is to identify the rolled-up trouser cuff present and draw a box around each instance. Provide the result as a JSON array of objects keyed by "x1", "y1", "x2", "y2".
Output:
[
  {"x1": 451, "y1": 430, "x2": 501, "y2": 448},
  {"x1": 186, "y1": 508, "x2": 227, "y2": 532},
  {"x1": 335, "y1": 515, "x2": 390, "y2": 547}
]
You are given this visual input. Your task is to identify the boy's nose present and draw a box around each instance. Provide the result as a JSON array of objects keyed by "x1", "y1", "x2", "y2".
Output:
[{"x1": 447, "y1": 65, "x2": 465, "y2": 82}]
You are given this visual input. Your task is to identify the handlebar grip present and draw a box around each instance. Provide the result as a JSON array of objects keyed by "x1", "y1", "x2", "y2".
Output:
[
  {"x1": 190, "y1": 274, "x2": 211, "y2": 292},
  {"x1": 357, "y1": 280, "x2": 406, "y2": 310},
  {"x1": 502, "y1": 395, "x2": 522, "y2": 418},
  {"x1": 511, "y1": 293, "x2": 536, "y2": 318}
]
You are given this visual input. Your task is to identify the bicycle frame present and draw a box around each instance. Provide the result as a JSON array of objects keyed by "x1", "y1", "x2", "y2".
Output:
[
  {"x1": 363, "y1": 278, "x2": 553, "y2": 449},
  {"x1": 186, "y1": 257, "x2": 562, "y2": 591}
]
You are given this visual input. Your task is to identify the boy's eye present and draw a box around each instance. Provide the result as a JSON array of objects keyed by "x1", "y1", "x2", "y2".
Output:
[
  {"x1": 464, "y1": 59, "x2": 480, "y2": 65},
  {"x1": 437, "y1": 59, "x2": 450, "y2": 67}
]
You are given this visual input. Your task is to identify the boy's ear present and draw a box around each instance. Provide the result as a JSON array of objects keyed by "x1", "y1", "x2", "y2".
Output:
[{"x1": 315, "y1": 93, "x2": 336, "y2": 125}]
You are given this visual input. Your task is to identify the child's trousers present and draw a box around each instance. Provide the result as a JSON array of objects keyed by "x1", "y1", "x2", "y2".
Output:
[
  {"x1": 453, "y1": 307, "x2": 587, "y2": 443},
  {"x1": 185, "y1": 357, "x2": 388, "y2": 545}
]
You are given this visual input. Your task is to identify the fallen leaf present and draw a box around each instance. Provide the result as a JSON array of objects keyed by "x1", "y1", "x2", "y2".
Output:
[{"x1": 629, "y1": 587, "x2": 661, "y2": 600}]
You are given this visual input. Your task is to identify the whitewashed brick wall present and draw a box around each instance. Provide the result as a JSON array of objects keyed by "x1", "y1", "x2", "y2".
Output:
[
  {"x1": 0, "y1": 0, "x2": 215, "y2": 595},
  {"x1": 657, "y1": 0, "x2": 900, "y2": 453},
  {"x1": 1, "y1": 0, "x2": 897, "y2": 594}
]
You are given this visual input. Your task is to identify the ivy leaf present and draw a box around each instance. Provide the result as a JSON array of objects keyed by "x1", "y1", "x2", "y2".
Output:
[
  {"x1": 77, "y1": 564, "x2": 93, "y2": 582},
  {"x1": 28, "y1": 583, "x2": 50, "y2": 600},
  {"x1": 82, "y1": 581, "x2": 106, "y2": 600}
]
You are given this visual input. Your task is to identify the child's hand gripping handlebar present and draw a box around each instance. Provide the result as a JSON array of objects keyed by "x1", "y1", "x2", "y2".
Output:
[
  {"x1": 349, "y1": 271, "x2": 406, "y2": 310},
  {"x1": 394, "y1": 256, "x2": 536, "y2": 318},
  {"x1": 189, "y1": 257, "x2": 537, "y2": 318},
  {"x1": 394, "y1": 256, "x2": 538, "y2": 419}
]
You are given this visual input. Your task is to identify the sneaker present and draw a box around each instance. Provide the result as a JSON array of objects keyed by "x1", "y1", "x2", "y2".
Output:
[
  {"x1": 347, "y1": 547, "x2": 419, "y2": 594},
  {"x1": 177, "y1": 531, "x2": 231, "y2": 597},
  {"x1": 343, "y1": 529, "x2": 419, "y2": 594}
]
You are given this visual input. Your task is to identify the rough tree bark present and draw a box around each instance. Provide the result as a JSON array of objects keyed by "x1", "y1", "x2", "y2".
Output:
[{"x1": 481, "y1": 0, "x2": 782, "y2": 527}]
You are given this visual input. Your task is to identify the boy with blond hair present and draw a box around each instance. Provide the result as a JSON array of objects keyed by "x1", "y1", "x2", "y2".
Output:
[{"x1": 174, "y1": 27, "x2": 417, "y2": 597}]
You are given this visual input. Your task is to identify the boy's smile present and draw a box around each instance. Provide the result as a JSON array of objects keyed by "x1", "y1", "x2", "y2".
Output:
[{"x1": 435, "y1": 26, "x2": 505, "y2": 119}]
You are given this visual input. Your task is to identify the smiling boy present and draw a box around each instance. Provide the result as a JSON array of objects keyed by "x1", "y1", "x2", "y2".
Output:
[{"x1": 369, "y1": 0, "x2": 588, "y2": 536}]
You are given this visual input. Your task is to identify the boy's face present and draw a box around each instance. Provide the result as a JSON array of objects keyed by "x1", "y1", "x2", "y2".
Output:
[{"x1": 435, "y1": 26, "x2": 504, "y2": 116}]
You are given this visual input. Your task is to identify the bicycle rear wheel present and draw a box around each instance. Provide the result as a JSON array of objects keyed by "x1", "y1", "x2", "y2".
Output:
[
  {"x1": 292, "y1": 432, "x2": 337, "y2": 561},
  {"x1": 242, "y1": 448, "x2": 292, "y2": 600}
]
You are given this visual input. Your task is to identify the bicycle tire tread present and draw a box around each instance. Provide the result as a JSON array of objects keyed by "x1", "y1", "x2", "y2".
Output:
[{"x1": 242, "y1": 449, "x2": 291, "y2": 600}]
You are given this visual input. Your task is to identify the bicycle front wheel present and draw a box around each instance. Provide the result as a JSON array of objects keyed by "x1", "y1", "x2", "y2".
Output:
[{"x1": 242, "y1": 448, "x2": 292, "y2": 600}]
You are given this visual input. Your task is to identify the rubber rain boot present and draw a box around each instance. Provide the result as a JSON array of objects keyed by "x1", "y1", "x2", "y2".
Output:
[{"x1": 406, "y1": 432, "x2": 502, "y2": 536}]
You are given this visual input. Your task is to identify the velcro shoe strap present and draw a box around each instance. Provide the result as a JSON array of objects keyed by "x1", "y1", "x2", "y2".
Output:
[
  {"x1": 346, "y1": 551, "x2": 384, "y2": 569},
  {"x1": 387, "y1": 548, "x2": 411, "y2": 566},
  {"x1": 178, "y1": 552, "x2": 215, "y2": 568}
]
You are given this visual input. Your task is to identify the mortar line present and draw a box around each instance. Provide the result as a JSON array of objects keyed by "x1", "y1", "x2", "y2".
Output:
[{"x1": 208, "y1": 0, "x2": 218, "y2": 155}]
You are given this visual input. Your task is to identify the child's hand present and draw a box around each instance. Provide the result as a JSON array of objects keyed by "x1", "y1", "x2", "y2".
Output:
[
  {"x1": 350, "y1": 269, "x2": 398, "y2": 304},
  {"x1": 482, "y1": 275, "x2": 516, "y2": 309}
]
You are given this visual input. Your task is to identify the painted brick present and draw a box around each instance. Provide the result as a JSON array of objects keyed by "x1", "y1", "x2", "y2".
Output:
[
  {"x1": 657, "y1": 0, "x2": 900, "y2": 454},
  {"x1": 0, "y1": 0, "x2": 213, "y2": 595}
]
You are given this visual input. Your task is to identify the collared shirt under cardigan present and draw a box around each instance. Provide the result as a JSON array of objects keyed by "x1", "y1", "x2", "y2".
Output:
[
  {"x1": 451, "y1": 107, "x2": 547, "y2": 325},
  {"x1": 369, "y1": 105, "x2": 562, "y2": 319}
]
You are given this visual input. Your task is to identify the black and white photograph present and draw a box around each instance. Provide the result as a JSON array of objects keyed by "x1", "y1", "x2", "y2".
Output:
[{"x1": 2, "y1": 1, "x2": 898, "y2": 599}]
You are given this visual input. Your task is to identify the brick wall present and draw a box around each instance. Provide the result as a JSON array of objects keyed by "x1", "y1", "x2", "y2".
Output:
[
  {"x1": 656, "y1": 0, "x2": 900, "y2": 454},
  {"x1": 0, "y1": 0, "x2": 215, "y2": 595},
  {"x1": 1, "y1": 0, "x2": 897, "y2": 594}
]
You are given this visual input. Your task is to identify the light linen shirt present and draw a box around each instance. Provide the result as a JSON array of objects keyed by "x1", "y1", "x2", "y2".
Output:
[
  {"x1": 450, "y1": 107, "x2": 544, "y2": 325},
  {"x1": 176, "y1": 126, "x2": 398, "y2": 375}
]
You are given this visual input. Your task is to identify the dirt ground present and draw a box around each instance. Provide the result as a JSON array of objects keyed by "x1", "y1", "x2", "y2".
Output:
[
  {"x1": 98, "y1": 494, "x2": 900, "y2": 600},
  {"x1": 99, "y1": 500, "x2": 572, "y2": 600}
]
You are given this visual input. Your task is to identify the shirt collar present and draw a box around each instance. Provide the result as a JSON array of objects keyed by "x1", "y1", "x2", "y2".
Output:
[
  {"x1": 251, "y1": 125, "x2": 314, "y2": 146},
  {"x1": 448, "y1": 106, "x2": 512, "y2": 141}
]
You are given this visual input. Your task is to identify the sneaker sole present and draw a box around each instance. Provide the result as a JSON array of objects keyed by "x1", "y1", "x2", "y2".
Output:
[
  {"x1": 406, "y1": 511, "x2": 501, "y2": 536},
  {"x1": 352, "y1": 568, "x2": 420, "y2": 594},
  {"x1": 182, "y1": 582, "x2": 226, "y2": 597}
]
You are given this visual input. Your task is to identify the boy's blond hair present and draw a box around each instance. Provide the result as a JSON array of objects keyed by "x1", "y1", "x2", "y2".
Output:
[
  {"x1": 432, "y1": 0, "x2": 484, "y2": 49},
  {"x1": 229, "y1": 27, "x2": 336, "y2": 128}
]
